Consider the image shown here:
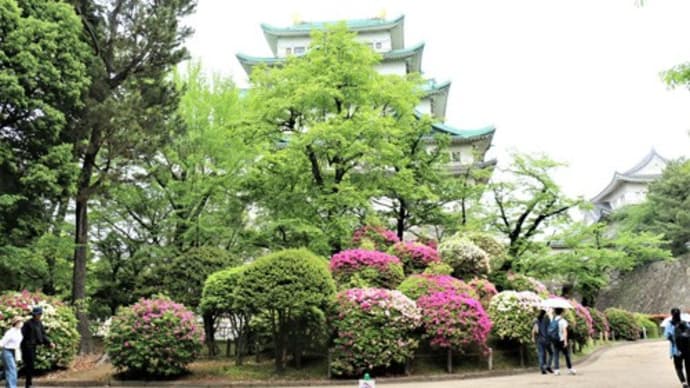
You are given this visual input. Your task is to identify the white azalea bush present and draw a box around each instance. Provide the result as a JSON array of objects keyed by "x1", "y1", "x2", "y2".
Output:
[
  {"x1": 438, "y1": 235, "x2": 491, "y2": 278},
  {"x1": 488, "y1": 291, "x2": 542, "y2": 345}
]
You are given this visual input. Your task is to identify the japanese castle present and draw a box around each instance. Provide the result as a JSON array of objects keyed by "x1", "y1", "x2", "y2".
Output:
[{"x1": 236, "y1": 15, "x2": 496, "y2": 175}]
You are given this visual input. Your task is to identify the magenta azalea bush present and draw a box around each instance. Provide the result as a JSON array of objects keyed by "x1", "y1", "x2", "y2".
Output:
[
  {"x1": 106, "y1": 296, "x2": 204, "y2": 377},
  {"x1": 391, "y1": 241, "x2": 440, "y2": 274},
  {"x1": 488, "y1": 291, "x2": 542, "y2": 345},
  {"x1": 352, "y1": 225, "x2": 400, "y2": 250},
  {"x1": 0, "y1": 291, "x2": 79, "y2": 370},
  {"x1": 588, "y1": 307, "x2": 610, "y2": 338},
  {"x1": 330, "y1": 249, "x2": 404, "y2": 289},
  {"x1": 417, "y1": 291, "x2": 492, "y2": 353},
  {"x1": 397, "y1": 274, "x2": 477, "y2": 301},
  {"x1": 330, "y1": 288, "x2": 421, "y2": 376},
  {"x1": 468, "y1": 277, "x2": 498, "y2": 309}
]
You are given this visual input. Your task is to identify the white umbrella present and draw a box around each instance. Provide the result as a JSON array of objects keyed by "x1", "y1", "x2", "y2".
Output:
[
  {"x1": 660, "y1": 313, "x2": 690, "y2": 327},
  {"x1": 541, "y1": 298, "x2": 573, "y2": 309}
]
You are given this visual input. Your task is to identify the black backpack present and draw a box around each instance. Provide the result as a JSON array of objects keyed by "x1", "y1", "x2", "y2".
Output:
[{"x1": 675, "y1": 322, "x2": 690, "y2": 354}]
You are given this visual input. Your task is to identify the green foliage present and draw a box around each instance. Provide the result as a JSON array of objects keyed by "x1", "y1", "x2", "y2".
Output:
[
  {"x1": 503, "y1": 272, "x2": 549, "y2": 297},
  {"x1": 488, "y1": 291, "x2": 542, "y2": 345},
  {"x1": 0, "y1": 291, "x2": 79, "y2": 370},
  {"x1": 605, "y1": 308, "x2": 640, "y2": 341},
  {"x1": 105, "y1": 296, "x2": 203, "y2": 377},
  {"x1": 0, "y1": 0, "x2": 89, "y2": 248},
  {"x1": 462, "y1": 232, "x2": 508, "y2": 271},
  {"x1": 200, "y1": 266, "x2": 246, "y2": 315},
  {"x1": 587, "y1": 307, "x2": 610, "y2": 338},
  {"x1": 438, "y1": 234, "x2": 490, "y2": 278},
  {"x1": 487, "y1": 153, "x2": 579, "y2": 268},
  {"x1": 397, "y1": 274, "x2": 477, "y2": 301},
  {"x1": 236, "y1": 249, "x2": 336, "y2": 370},
  {"x1": 634, "y1": 313, "x2": 659, "y2": 339},
  {"x1": 423, "y1": 262, "x2": 454, "y2": 276}
]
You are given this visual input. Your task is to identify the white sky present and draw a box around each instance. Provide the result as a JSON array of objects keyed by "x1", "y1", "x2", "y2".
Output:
[{"x1": 185, "y1": 0, "x2": 690, "y2": 199}]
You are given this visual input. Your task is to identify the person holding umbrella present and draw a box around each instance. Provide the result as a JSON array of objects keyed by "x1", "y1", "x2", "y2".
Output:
[
  {"x1": 665, "y1": 307, "x2": 690, "y2": 388},
  {"x1": 21, "y1": 307, "x2": 54, "y2": 388}
]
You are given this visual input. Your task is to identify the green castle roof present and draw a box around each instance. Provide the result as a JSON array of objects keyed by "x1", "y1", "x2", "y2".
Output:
[{"x1": 261, "y1": 15, "x2": 405, "y2": 34}]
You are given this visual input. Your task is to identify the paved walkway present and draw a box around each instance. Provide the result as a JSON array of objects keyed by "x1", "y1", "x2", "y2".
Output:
[{"x1": 306, "y1": 340, "x2": 680, "y2": 388}]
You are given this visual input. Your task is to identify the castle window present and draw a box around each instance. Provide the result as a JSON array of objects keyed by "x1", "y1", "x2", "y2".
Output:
[
  {"x1": 285, "y1": 47, "x2": 292, "y2": 55},
  {"x1": 294, "y1": 46, "x2": 306, "y2": 55},
  {"x1": 375, "y1": 41, "x2": 382, "y2": 49}
]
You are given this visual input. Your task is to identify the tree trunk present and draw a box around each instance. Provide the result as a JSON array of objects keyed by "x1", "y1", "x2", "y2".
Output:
[
  {"x1": 72, "y1": 190, "x2": 92, "y2": 354},
  {"x1": 396, "y1": 198, "x2": 406, "y2": 241},
  {"x1": 203, "y1": 313, "x2": 216, "y2": 357},
  {"x1": 235, "y1": 330, "x2": 244, "y2": 366}
]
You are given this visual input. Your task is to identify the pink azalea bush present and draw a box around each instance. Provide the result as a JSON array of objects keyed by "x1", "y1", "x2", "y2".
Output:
[
  {"x1": 330, "y1": 249, "x2": 404, "y2": 288},
  {"x1": 352, "y1": 225, "x2": 400, "y2": 250},
  {"x1": 106, "y1": 296, "x2": 204, "y2": 377},
  {"x1": 330, "y1": 288, "x2": 421, "y2": 376},
  {"x1": 417, "y1": 291, "x2": 492, "y2": 353},
  {"x1": 467, "y1": 277, "x2": 498, "y2": 309},
  {"x1": 488, "y1": 291, "x2": 542, "y2": 345},
  {"x1": 569, "y1": 299, "x2": 594, "y2": 347},
  {"x1": 0, "y1": 291, "x2": 79, "y2": 370},
  {"x1": 588, "y1": 307, "x2": 610, "y2": 338},
  {"x1": 391, "y1": 241, "x2": 441, "y2": 274},
  {"x1": 397, "y1": 274, "x2": 478, "y2": 301}
]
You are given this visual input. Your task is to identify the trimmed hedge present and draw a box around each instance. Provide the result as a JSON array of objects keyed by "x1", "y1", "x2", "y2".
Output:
[{"x1": 605, "y1": 308, "x2": 640, "y2": 341}]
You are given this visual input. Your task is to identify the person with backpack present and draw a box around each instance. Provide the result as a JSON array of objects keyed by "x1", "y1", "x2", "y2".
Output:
[
  {"x1": 665, "y1": 307, "x2": 690, "y2": 388},
  {"x1": 532, "y1": 309, "x2": 553, "y2": 374},
  {"x1": 549, "y1": 307, "x2": 575, "y2": 376}
]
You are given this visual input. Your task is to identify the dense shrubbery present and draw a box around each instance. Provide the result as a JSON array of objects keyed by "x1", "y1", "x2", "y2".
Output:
[
  {"x1": 330, "y1": 249, "x2": 404, "y2": 289},
  {"x1": 504, "y1": 272, "x2": 549, "y2": 297},
  {"x1": 438, "y1": 235, "x2": 490, "y2": 278},
  {"x1": 397, "y1": 274, "x2": 477, "y2": 301},
  {"x1": 569, "y1": 299, "x2": 594, "y2": 348},
  {"x1": 467, "y1": 277, "x2": 498, "y2": 309},
  {"x1": 605, "y1": 308, "x2": 640, "y2": 341},
  {"x1": 390, "y1": 241, "x2": 440, "y2": 274},
  {"x1": 588, "y1": 307, "x2": 610, "y2": 339},
  {"x1": 106, "y1": 296, "x2": 203, "y2": 377},
  {"x1": 330, "y1": 288, "x2": 421, "y2": 376},
  {"x1": 463, "y1": 232, "x2": 507, "y2": 270},
  {"x1": 351, "y1": 225, "x2": 400, "y2": 250},
  {"x1": 417, "y1": 291, "x2": 491, "y2": 352},
  {"x1": 635, "y1": 313, "x2": 659, "y2": 339},
  {"x1": 488, "y1": 291, "x2": 542, "y2": 345},
  {"x1": 0, "y1": 291, "x2": 79, "y2": 370}
]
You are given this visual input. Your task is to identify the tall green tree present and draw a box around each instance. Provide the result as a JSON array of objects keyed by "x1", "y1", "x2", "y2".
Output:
[
  {"x1": 67, "y1": 0, "x2": 196, "y2": 353},
  {"x1": 0, "y1": 0, "x2": 90, "y2": 289},
  {"x1": 488, "y1": 153, "x2": 580, "y2": 269},
  {"x1": 245, "y1": 24, "x2": 432, "y2": 254}
]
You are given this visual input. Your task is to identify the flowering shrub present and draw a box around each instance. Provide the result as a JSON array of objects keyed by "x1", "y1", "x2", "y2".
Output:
[
  {"x1": 467, "y1": 277, "x2": 498, "y2": 309},
  {"x1": 438, "y1": 235, "x2": 490, "y2": 277},
  {"x1": 505, "y1": 272, "x2": 549, "y2": 297},
  {"x1": 488, "y1": 291, "x2": 542, "y2": 345},
  {"x1": 587, "y1": 307, "x2": 610, "y2": 338},
  {"x1": 568, "y1": 299, "x2": 594, "y2": 348},
  {"x1": 604, "y1": 308, "x2": 640, "y2": 341},
  {"x1": 0, "y1": 291, "x2": 79, "y2": 370},
  {"x1": 416, "y1": 236, "x2": 438, "y2": 249},
  {"x1": 397, "y1": 274, "x2": 477, "y2": 301},
  {"x1": 330, "y1": 288, "x2": 421, "y2": 376},
  {"x1": 330, "y1": 249, "x2": 404, "y2": 289},
  {"x1": 463, "y1": 232, "x2": 507, "y2": 270},
  {"x1": 352, "y1": 225, "x2": 400, "y2": 250},
  {"x1": 106, "y1": 296, "x2": 203, "y2": 377},
  {"x1": 423, "y1": 262, "x2": 454, "y2": 276},
  {"x1": 390, "y1": 241, "x2": 440, "y2": 275},
  {"x1": 417, "y1": 291, "x2": 492, "y2": 353}
]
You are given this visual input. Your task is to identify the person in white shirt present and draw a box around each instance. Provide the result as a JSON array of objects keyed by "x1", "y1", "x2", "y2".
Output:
[
  {"x1": 551, "y1": 307, "x2": 576, "y2": 376},
  {"x1": 1, "y1": 317, "x2": 24, "y2": 388}
]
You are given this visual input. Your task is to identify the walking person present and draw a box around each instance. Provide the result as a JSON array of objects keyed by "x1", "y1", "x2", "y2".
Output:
[
  {"x1": 1, "y1": 317, "x2": 24, "y2": 388},
  {"x1": 532, "y1": 309, "x2": 553, "y2": 374},
  {"x1": 20, "y1": 307, "x2": 54, "y2": 388},
  {"x1": 548, "y1": 307, "x2": 575, "y2": 376},
  {"x1": 665, "y1": 307, "x2": 690, "y2": 388}
]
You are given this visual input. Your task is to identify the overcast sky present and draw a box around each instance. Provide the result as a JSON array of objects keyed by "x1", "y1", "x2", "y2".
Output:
[{"x1": 185, "y1": 0, "x2": 690, "y2": 199}]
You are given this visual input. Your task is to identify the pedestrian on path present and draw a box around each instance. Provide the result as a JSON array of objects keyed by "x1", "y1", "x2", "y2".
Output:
[
  {"x1": 532, "y1": 309, "x2": 553, "y2": 374},
  {"x1": 1, "y1": 317, "x2": 24, "y2": 388},
  {"x1": 20, "y1": 307, "x2": 54, "y2": 388},
  {"x1": 665, "y1": 307, "x2": 690, "y2": 388},
  {"x1": 549, "y1": 307, "x2": 575, "y2": 376}
]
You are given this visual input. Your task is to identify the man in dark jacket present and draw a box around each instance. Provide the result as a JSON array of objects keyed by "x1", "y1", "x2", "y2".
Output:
[{"x1": 21, "y1": 306, "x2": 54, "y2": 388}]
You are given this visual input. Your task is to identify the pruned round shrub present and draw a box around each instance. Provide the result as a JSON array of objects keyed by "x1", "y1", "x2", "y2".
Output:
[
  {"x1": 390, "y1": 241, "x2": 440, "y2": 275},
  {"x1": 352, "y1": 225, "x2": 400, "y2": 250},
  {"x1": 468, "y1": 277, "x2": 498, "y2": 309},
  {"x1": 397, "y1": 274, "x2": 477, "y2": 301},
  {"x1": 463, "y1": 232, "x2": 507, "y2": 270},
  {"x1": 587, "y1": 307, "x2": 610, "y2": 339},
  {"x1": 488, "y1": 291, "x2": 542, "y2": 345},
  {"x1": 0, "y1": 290, "x2": 79, "y2": 370},
  {"x1": 569, "y1": 299, "x2": 594, "y2": 348},
  {"x1": 106, "y1": 296, "x2": 204, "y2": 377},
  {"x1": 505, "y1": 272, "x2": 549, "y2": 297},
  {"x1": 438, "y1": 235, "x2": 490, "y2": 278},
  {"x1": 604, "y1": 308, "x2": 640, "y2": 341},
  {"x1": 330, "y1": 249, "x2": 404, "y2": 289},
  {"x1": 417, "y1": 291, "x2": 492, "y2": 352},
  {"x1": 635, "y1": 313, "x2": 659, "y2": 339},
  {"x1": 330, "y1": 288, "x2": 421, "y2": 376}
]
